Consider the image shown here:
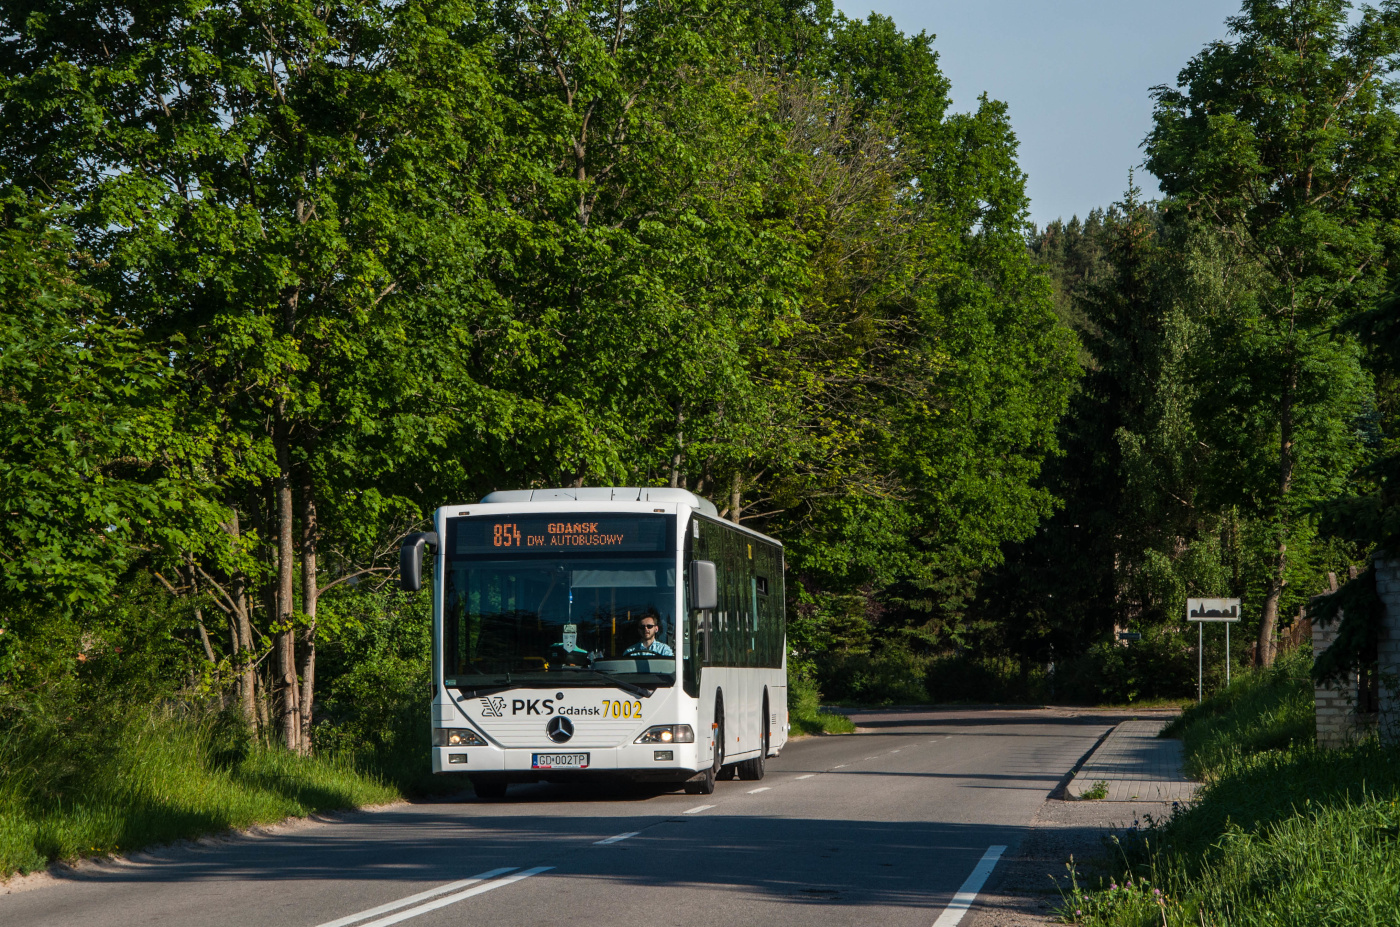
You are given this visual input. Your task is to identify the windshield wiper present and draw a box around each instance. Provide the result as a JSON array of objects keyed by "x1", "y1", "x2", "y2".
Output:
[{"x1": 562, "y1": 668, "x2": 654, "y2": 698}]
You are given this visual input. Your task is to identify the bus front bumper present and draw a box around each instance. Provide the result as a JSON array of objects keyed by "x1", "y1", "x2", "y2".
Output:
[{"x1": 433, "y1": 742, "x2": 703, "y2": 777}]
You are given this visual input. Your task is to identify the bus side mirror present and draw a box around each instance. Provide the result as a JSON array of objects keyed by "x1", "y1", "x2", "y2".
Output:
[
  {"x1": 400, "y1": 531, "x2": 439, "y2": 592},
  {"x1": 690, "y1": 560, "x2": 717, "y2": 610}
]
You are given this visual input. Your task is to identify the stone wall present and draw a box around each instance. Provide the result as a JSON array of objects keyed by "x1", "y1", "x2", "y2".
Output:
[
  {"x1": 1313, "y1": 557, "x2": 1400, "y2": 747},
  {"x1": 1312, "y1": 581, "x2": 1365, "y2": 748},
  {"x1": 1376, "y1": 556, "x2": 1400, "y2": 743}
]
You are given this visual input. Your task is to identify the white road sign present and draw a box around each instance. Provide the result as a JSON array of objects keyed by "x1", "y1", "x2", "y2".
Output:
[{"x1": 1187, "y1": 597, "x2": 1241, "y2": 622}]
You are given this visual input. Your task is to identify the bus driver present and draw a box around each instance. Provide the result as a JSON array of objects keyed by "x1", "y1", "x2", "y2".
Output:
[{"x1": 623, "y1": 613, "x2": 674, "y2": 657}]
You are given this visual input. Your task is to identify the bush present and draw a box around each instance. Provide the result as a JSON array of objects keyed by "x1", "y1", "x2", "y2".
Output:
[
  {"x1": 1054, "y1": 626, "x2": 1198, "y2": 704},
  {"x1": 924, "y1": 653, "x2": 1049, "y2": 703},
  {"x1": 787, "y1": 667, "x2": 856, "y2": 735},
  {"x1": 813, "y1": 644, "x2": 931, "y2": 704},
  {"x1": 310, "y1": 588, "x2": 453, "y2": 795}
]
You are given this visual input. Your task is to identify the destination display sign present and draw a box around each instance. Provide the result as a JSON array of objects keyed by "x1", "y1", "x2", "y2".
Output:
[{"x1": 452, "y1": 514, "x2": 670, "y2": 555}]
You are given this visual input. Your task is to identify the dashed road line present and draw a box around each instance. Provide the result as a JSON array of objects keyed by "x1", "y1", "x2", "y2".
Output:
[
  {"x1": 593, "y1": 831, "x2": 640, "y2": 845},
  {"x1": 795, "y1": 774, "x2": 815, "y2": 780},
  {"x1": 683, "y1": 804, "x2": 714, "y2": 814},
  {"x1": 747, "y1": 787, "x2": 771, "y2": 794}
]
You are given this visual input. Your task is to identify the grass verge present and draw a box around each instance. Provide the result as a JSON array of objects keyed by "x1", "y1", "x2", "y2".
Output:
[
  {"x1": 788, "y1": 674, "x2": 856, "y2": 735},
  {"x1": 0, "y1": 710, "x2": 399, "y2": 877},
  {"x1": 1061, "y1": 650, "x2": 1400, "y2": 926}
]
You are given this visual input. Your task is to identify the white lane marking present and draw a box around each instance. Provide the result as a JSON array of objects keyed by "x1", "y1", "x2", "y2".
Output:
[
  {"x1": 866, "y1": 756, "x2": 879, "y2": 760},
  {"x1": 357, "y1": 867, "x2": 553, "y2": 927},
  {"x1": 315, "y1": 868, "x2": 516, "y2": 927},
  {"x1": 795, "y1": 774, "x2": 815, "y2": 780},
  {"x1": 683, "y1": 804, "x2": 714, "y2": 814},
  {"x1": 891, "y1": 749, "x2": 901, "y2": 753},
  {"x1": 594, "y1": 831, "x2": 640, "y2": 845},
  {"x1": 833, "y1": 764, "x2": 847, "y2": 768},
  {"x1": 747, "y1": 787, "x2": 770, "y2": 794},
  {"x1": 931, "y1": 846, "x2": 1007, "y2": 927}
]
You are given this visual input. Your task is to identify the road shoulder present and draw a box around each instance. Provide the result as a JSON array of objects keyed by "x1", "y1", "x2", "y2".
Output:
[
  {"x1": 964, "y1": 795, "x2": 1178, "y2": 927},
  {"x1": 0, "y1": 800, "x2": 412, "y2": 897},
  {"x1": 966, "y1": 713, "x2": 1191, "y2": 926}
]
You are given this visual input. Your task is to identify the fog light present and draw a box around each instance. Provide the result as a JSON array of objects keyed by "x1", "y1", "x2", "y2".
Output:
[
  {"x1": 654, "y1": 750, "x2": 674, "y2": 761},
  {"x1": 433, "y1": 728, "x2": 486, "y2": 747},
  {"x1": 634, "y1": 725, "x2": 694, "y2": 744},
  {"x1": 448, "y1": 754, "x2": 468, "y2": 765}
]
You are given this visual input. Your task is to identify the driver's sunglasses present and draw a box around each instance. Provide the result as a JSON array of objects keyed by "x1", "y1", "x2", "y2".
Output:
[{"x1": 640, "y1": 623, "x2": 657, "y2": 630}]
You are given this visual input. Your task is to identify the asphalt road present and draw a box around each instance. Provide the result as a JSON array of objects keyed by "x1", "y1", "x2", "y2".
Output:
[{"x1": 1, "y1": 708, "x2": 1116, "y2": 927}]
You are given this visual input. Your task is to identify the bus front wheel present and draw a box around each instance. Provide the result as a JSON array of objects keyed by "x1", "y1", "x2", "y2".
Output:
[{"x1": 685, "y1": 706, "x2": 724, "y2": 794}]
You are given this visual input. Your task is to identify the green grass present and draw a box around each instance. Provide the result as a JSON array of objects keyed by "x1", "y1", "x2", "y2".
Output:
[
  {"x1": 788, "y1": 673, "x2": 857, "y2": 735},
  {"x1": 1080, "y1": 780, "x2": 1109, "y2": 800},
  {"x1": 1061, "y1": 650, "x2": 1400, "y2": 926},
  {"x1": 0, "y1": 710, "x2": 399, "y2": 876},
  {"x1": 1160, "y1": 653, "x2": 1315, "y2": 780}
]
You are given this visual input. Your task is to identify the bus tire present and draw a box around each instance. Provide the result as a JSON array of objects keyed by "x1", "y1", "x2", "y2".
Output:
[
  {"x1": 471, "y1": 777, "x2": 508, "y2": 799},
  {"x1": 738, "y1": 696, "x2": 768, "y2": 781},
  {"x1": 686, "y1": 702, "x2": 725, "y2": 794}
]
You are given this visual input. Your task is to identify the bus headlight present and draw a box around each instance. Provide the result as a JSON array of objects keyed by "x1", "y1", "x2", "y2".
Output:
[
  {"x1": 433, "y1": 728, "x2": 487, "y2": 747},
  {"x1": 634, "y1": 725, "x2": 694, "y2": 744}
]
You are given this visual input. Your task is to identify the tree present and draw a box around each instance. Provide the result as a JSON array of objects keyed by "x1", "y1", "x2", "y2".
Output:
[
  {"x1": 0, "y1": 192, "x2": 219, "y2": 698},
  {"x1": 0, "y1": 0, "x2": 512, "y2": 747},
  {"x1": 1145, "y1": 0, "x2": 1400, "y2": 663}
]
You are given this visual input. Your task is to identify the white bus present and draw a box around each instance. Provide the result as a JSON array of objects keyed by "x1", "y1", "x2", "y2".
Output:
[{"x1": 400, "y1": 487, "x2": 788, "y2": 797}]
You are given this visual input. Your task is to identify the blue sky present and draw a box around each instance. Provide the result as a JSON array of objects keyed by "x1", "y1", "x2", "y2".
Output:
[{"x1": 834, "y1": 0, "x2": 1241, "y2": 227}]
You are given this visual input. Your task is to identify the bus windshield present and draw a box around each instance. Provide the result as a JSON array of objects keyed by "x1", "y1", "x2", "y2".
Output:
[{"x1": 442, "y1": 555, "x2": 677, "y2": 688}]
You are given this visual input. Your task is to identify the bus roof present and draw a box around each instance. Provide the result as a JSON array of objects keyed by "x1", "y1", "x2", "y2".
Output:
[{"x1": 480, "y1": 486, "x2": 721, "y2": 518}]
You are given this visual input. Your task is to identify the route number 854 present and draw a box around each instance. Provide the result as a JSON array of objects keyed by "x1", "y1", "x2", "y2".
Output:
[
  {"x1": 493, "y1": 523, "x2": 522, "y2": 546},
  {"x1": 602, "y1": 700, "x2": 643, "y2": 719}
]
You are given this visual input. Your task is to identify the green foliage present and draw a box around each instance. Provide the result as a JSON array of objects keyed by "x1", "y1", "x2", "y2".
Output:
[
  {"x1": 1161, "y1": 648, "x2": 1315, "y2": 780},
  {"x1": 311, "y1": 588, "x2": 448, "y2": 794},
  {"x1": 0, "y1": 708, "x2": 396, "y2": 875},
  {"x1": 1143, "y1": 0, "x2": 1400, "y2": 658},
  {"x1": 1308, "y1": 566, "x2": 1387, "y2": 686},
  {"x1": 1056, "y1": 627, "x2": 1202, "y2": 706},
  {"x1": 815, "y1": 644, "x2": 931, "y2": 705},
  {"x1": 1079, "y1": 781, "x2": 1109, "y2": 801},
  {"x1": 924, "y1": 653, "x2": 1048, "y2": 704},
  {"x1": 786, "y1": 669, "x2": 856, "y2": 735}
]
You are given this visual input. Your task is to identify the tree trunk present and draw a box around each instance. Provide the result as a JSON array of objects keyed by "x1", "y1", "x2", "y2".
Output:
[
  {"x1": 729, "y1": 471, "x2": 742, "y2": 525},
  {"x1": 232, "y1": 575, "x2": 257, "y2": 729},
  {"x1": 298, "y1": 486, "x2": 318, "y2": 755},
  {"x1": 274, "y1": 412, "x2": 301, "y2": 751},
  {"x1": 1257, "y1": 363, "x2": 1297, "y2": 667},
  {"x1": 224, "y1": 508, "x2": 259, "y2": 728},
  {"x1": 669, "y1": 407, "x2": 685, "y2": 489},
  {"x1": 194, "y1": 606, "x2": 217, "y2": 664}
]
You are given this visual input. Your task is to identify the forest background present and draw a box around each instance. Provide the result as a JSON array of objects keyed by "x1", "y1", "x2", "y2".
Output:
[{"x1": 2, "y1": 0, "x2": 1399, "y2": 796}]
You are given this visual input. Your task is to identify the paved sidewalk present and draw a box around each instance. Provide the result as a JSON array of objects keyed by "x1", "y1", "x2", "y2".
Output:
[{"x1": 1066, "y1": 718, "x2": 1198, "y2": 802}]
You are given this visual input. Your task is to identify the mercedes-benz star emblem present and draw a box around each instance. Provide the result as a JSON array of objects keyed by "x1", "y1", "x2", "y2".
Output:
[{"x1": 546, "y1": 716, "x2": 574, "y2": 744}]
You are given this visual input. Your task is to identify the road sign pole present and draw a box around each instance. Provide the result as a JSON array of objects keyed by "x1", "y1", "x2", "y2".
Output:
[
  {"x1": 1198, "y1": 622, "x2": 1203, "y2": 703},
  {"x1": 1188, "y1": 598, "x2": 1242, "y2": 701}
]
